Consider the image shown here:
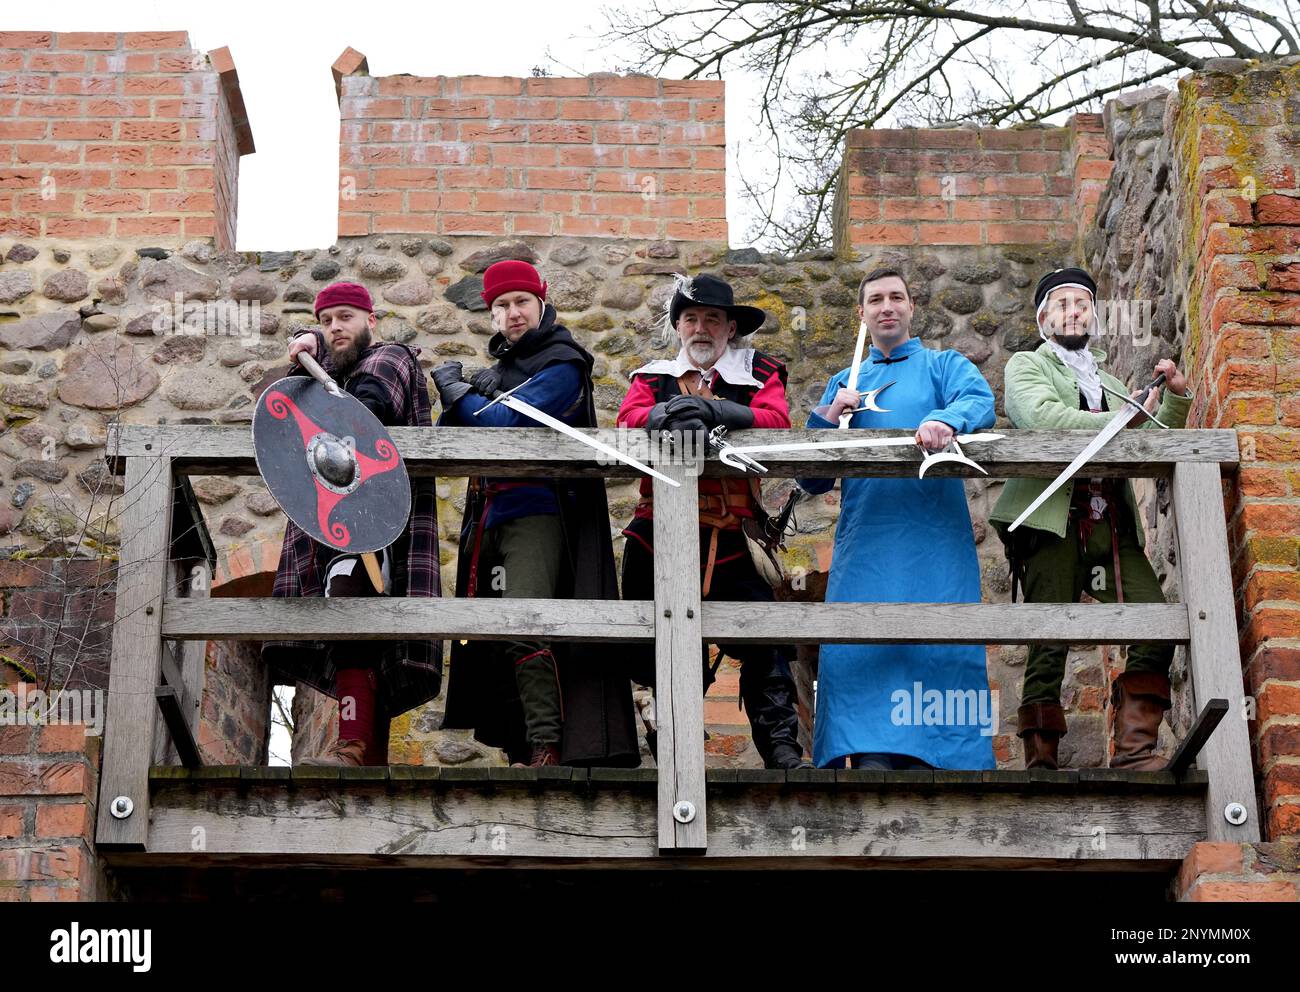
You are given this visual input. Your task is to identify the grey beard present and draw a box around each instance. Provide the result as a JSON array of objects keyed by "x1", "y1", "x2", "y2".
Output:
[{"x1": 1054, "y1": 332, "x2": 1090, "y2": 351}]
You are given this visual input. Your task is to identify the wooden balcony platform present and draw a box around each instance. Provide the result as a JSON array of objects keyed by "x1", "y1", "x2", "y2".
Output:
[{"x1": 95, "y1": 766, "x2": 1211, "y2": 873}]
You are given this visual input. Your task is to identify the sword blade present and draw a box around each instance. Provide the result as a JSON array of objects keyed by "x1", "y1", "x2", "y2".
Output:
[
  {"x1": 486, "y1": 393, "x2": 681, "y2": 487},
  {"x1": 724, "y1": 432, "x2": 1004, "y2": 459},
  {"x1": 839, "y1": 321, "x2": 869, "y2": 430},
  {"x1": 1006, "y1": 412, "x2": 1130, "y2": 531}
]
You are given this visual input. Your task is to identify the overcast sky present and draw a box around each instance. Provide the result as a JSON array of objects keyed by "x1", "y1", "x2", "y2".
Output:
[{"x1": 18, "y1": 0, "x2": 790, "y2": 250}]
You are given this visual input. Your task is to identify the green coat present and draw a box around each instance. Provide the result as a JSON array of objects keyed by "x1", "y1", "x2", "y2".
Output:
[{"x1": 989, "y1": 342, "x2": 1192, "y2": 547}]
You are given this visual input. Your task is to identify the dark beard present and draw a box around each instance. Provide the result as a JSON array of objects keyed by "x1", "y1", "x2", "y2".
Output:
[
  {"x1": 1054, "y1": 331, "x2": 1090, "y2": 351},
  {"x1": 330, "y1": 326, "x2": 372, "y2": 375}
]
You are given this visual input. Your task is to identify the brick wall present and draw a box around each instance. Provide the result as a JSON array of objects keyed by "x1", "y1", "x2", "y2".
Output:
[
  {"x1": 0, "y1": 559, "x2": 116, "y2": 693},
  {"x1": 0, "y1": 722, "x2": 102, "y2": 901},
  {"x1": 334, "y1": 49, "x2": 725, "y2": 242},
  {"x1": 833, "y1": 123, "x2": 1081, "y2": 250},
  {"x1": 1172, "y1": 60, "x2": 1300, "y2": 841},
  {"x1": 0, "y1": 31, "x2": 252, "y2": 249},
  {"x1": 1176, "y1": 840, "x2": 1300, "y2": 900}
]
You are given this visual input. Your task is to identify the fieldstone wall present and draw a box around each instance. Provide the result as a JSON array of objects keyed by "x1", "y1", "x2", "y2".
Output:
[{"x1": 2, "y1": 227, "x2": 1111, "y2": 768}]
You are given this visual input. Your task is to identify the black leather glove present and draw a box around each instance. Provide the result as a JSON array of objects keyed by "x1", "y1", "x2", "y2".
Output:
[
  {"x1": 469, "y1": 366, "x2": 503, "y2": 398},
  {"x1": 661, "y1": 395, "x2": 721, "y2": 431},
  {"x1": 646, "y1": 401, "x2": 672, "y2": 432},
  {"x1": 431, "y1": 361, "x2": 472, "y2": 408},
  {"x1": 662, "y1": 395, "x2": 756, "y2": 431},
  {"x1": 710, "y1": 398, "x2": 755, "y2": 430}
]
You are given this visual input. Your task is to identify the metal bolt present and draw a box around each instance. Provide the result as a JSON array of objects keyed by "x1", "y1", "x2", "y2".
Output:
[
  {"x1": 145, "y1": 606, "x2": 154, "y2": 615},
  {"x1": 1224, "y1": 802, "x2": 1248, "y2": 826},
  {"x1": 1199, "y1": 610, "x2": 1207, "y2": 620},
  {"x1": 663, "y1": 609, "x2": 672, "y2": 619},
  {"x1": 110, "y1": 796, "x2": 134, "y2": 820},
  {"x1": 672, "y1": 800, "x2": 696, "y2": 824},
  {"x1": 144, "y1": 443, "x2": 152, "y2": 451},
  {"x1": 686, "y1": 608, "x2": 694, "y2": 619}
]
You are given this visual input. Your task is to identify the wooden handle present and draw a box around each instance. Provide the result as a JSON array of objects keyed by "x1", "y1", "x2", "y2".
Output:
[{"x1": 297, "y1": 349, "x2": 342, "y2": 397}]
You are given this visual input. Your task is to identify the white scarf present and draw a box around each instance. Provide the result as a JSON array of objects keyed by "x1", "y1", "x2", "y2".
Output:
[{"x1": 1037, "y1": 284, "x2": 1103, "y2": 410}]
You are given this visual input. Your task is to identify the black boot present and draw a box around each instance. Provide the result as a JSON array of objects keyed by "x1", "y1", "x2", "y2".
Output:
[{"x1": 740, "y1": 654, "x2": 813, "y2": 770}]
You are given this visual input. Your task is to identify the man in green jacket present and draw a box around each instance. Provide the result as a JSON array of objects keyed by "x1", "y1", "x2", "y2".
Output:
[{"x1": 990, "y1": 268, "x2": 1192, "y2": 771}]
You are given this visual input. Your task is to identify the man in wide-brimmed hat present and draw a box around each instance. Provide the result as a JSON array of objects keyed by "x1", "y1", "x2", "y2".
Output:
[{"x1": 616, "y1": 272, "x2": 812, "y2": 770}]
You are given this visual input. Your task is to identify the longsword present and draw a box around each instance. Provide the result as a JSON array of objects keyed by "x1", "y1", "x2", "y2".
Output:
[
  {"x1": 1006, "y1": 372, "x2": 1165, "y2": 532},
  {"x1": 474, "y1": 377, "x2": 681, "y2": 487}
]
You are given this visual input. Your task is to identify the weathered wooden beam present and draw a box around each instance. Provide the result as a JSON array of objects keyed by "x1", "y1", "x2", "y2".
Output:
[
  {"x1": 1167, "y1": 698, "x2": 1229, "y2": 778},
  {"x1": 654, "y1": 463, "x2": 707, "y2": 852},
  {"x1": 126, "y1": 772, "x2": 1207, "y2": 868},
  {"x1": 96, "y1": 455, "x2": 174, "y2": 849},
  {"x1": 160, "y1": 598, "x2": 1190, "y2": 646},
  {"x1": 1172, "y1": 462, "x2": 1260, "y2": 843},
  {"x1": 162, "y1": 597, "x2": 655, "y2": 641},
  {"x1": 106, "y1": 425, "x2": 1239, "y2": 478},
  {"x1": 154, "y1": 687, "x2": 202, "y2": 769}
]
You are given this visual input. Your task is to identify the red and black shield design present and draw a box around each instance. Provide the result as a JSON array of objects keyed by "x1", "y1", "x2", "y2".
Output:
[{"x1": 253, "y1": 375, "x2": 411, "y2": 553}]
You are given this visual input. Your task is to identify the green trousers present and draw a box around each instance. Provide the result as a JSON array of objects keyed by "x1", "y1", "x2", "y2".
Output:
[
  {"x1": 480, "y1": 514, "x2": 564, "y2": 746},
  {"x1": 1020, "y1": 516, "x2": 1173, "y2": 707}
]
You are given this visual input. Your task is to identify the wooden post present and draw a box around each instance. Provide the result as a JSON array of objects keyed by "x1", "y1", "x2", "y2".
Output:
[
  {"x1": 1171, "y1": 462, "x2": 1260, "y2": 842},
  {"x1": 653, "y1": 460, "x2": 707, "y2": 852},
  {"x1": 96, "y1": 454, "x2": 174, "y2": 848}
]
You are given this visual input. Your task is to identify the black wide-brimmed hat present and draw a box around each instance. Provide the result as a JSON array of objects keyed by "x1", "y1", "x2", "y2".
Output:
[{"x1": 666, "y1": 273, "x2": 767, "y2": 336}]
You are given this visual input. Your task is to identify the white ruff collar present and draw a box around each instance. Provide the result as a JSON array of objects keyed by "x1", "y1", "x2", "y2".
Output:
[{"x1": 630, "y1": 346, "x2": 761, "y2": 387}]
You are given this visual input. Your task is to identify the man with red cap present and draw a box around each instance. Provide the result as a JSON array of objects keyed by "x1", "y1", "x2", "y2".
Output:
[
  {"x1": 434, "y1": 260, "x2": 640, "y2": 768},
  {"x1": 261, "y1": 282, "x2": 442, "y2": 766}
]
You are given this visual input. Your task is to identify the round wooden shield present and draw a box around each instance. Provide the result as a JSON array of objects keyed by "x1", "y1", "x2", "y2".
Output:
[{"x1": 252, "y1": 375, "x2": 411, "y2": 553}]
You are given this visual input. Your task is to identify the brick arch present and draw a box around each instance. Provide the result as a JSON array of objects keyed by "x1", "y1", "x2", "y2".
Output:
[{"x1": 210, "y1": 538, "x2": 280, "y2": 597}]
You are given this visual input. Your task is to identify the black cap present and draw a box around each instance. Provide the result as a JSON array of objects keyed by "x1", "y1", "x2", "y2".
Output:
[{"x1": 1033, "y1": 267, "x2": 1097, "y2": 310}]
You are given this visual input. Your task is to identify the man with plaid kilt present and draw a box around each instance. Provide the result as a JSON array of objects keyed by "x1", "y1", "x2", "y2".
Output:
[{"x1": 262, "y1": 282, "x2": 442, "y2": 766}]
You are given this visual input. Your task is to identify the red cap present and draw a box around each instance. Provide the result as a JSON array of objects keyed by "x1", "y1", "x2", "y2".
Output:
[
  {"x1": 481, "y1": 260, "x2": 547, "y2": 307},
  {"x1": 314, "y1": 281, "x2": 374, "y2": 319}
]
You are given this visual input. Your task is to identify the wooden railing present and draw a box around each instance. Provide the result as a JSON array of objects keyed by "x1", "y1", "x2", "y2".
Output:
[{"x1": 93, "y1": 424, "x2": 1258, "y2": 868}]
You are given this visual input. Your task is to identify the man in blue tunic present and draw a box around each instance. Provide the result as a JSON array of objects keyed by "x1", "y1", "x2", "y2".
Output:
[{"x1": 800, "y1": 267, "x2": 997, "y2": 770}]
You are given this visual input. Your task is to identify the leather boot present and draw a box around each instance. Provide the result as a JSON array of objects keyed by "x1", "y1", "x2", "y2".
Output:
[
  {"x1": 1017, "y1": 702, "x2": 1067, "y2": 770},
  {"x1": 512, "y1": 743, "x2": 561, "y2": 768},
  {"x1": 740, "y1": 657, "x2": 813, "y2": 770},
  {"x1": 1109, "y1": 671, "x2": 1171, "y2": 771},
  {"x1": 299, "y1": 738, "x2": 367, "y2": 766}
]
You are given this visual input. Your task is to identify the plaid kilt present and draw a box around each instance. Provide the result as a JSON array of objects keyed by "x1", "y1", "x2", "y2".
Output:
[{"x1": 261, "y1": 336, "x2": 443, "y2": 716}]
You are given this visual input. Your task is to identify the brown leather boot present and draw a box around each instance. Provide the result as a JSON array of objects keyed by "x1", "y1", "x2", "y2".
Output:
[
  {"x1": 511, "y1": 743, "x2": 561, "y2": 769},
  {"x1": 1109, "y1": 671, "x2": 1171, "y2": 771},
  {"x1": 1017, "y1": 702, "x2": 1067, "y2": 770},
  {"x1": 299, "y1": 738, "x2": 367, "y2": 767}
]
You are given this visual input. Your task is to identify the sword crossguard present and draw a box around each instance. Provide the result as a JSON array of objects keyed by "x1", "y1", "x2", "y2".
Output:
[
  {"x1": 918, "y1": 438, "x2": 989, "y2": 479},
  {"x1": 709, "y1": 426, "x2": 768, "y2": 474},
  {"x1": 473, "y1": 375, "x2": 534, "y2": 415},
  {"x1": 1100, "y1": 381, "x2": 1171, "y2": 429}
]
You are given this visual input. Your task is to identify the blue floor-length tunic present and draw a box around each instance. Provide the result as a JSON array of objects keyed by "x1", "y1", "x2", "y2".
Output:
[{"x1": 802, "y1": 337, "x2": 997, "y2": 769}]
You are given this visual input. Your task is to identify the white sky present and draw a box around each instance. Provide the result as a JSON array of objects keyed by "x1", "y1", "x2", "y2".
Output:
[{"x1": 16, "y1": 0, "x2": 783, "y2": 250}]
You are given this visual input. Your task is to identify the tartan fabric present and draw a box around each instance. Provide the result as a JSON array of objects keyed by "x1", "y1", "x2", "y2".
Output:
[{"x1": 262, "y1": 332, "x2": 443, "y2": 716}]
